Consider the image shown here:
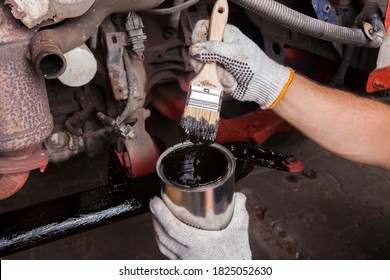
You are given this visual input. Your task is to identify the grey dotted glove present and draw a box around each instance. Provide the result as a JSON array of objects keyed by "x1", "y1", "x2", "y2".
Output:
[
  {"x1": 190, "y1": 20, "x2": 294, "y2": 109},
  {"x1": 149, "y1": 192, "x2": 252, "y2": 260}
]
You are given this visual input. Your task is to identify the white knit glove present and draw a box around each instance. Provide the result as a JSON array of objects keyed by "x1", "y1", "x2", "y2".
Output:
[
  {"x1": 190, "y1": 20, "x2": 295, "y2": 109},
  {"x1": 149, "y1": 192, "x2": 252, "y2": 260}
]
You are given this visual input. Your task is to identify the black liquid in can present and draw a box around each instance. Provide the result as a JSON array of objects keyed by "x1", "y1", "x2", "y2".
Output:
[{"x1": 161, "y1": 144, "x2": 228, "y2": 188}]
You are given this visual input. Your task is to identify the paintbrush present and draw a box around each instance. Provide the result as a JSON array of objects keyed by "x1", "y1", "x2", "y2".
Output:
[{"x1": 180, "y1": 0, "x2": 229, "y2": 143}]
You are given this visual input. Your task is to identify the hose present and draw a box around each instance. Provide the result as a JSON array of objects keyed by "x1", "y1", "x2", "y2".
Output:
[
  {"x1": 332, "y1": 2, "x2": 384, "y2": 87},
  {"x1": 30, "y1": 0, "x2": 165, "y2": 79},
  {"x1": 229, "y1": 0, "x2": 385, "y2": 48}
]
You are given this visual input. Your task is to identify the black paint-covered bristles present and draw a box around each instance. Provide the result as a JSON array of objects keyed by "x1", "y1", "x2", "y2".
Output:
[{"x1": 180, "y1": 116, "x2": 219, "y2": 144}]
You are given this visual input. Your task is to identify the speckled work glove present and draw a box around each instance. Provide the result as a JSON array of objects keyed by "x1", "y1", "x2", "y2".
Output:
[
  {"x1": 149, "y1": 192, "x2": 251, "y2": 260},
  {"x1": 190, "y1": 20, "x2": 295, "y2": 109}
]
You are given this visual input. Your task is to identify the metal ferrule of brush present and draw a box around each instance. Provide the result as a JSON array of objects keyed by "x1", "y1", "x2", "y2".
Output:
[{"x1": 187, "y1": 85, "x2": 222, "y2": 111}]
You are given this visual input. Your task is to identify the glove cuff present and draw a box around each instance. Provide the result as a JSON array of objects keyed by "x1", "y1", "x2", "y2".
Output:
[{"x1": 247, "y1": 63, "x2": 295, "y2": 109}]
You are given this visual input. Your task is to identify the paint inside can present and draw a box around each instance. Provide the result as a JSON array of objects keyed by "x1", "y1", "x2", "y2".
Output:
[{"x1": 161, "y1": 144, "x2": 228, "y2": 188}]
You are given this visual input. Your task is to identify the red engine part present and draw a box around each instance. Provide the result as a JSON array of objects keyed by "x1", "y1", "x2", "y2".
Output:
[
  {"x1": 367, "y1": 67, "x2": 390, "y2": 93},
  {"x1": 150, "y1": 83, "x2": 292, "y2": 145},
  {"x1": 115, "y1": 143, "x2": 160, "y2": 178},
  {"x1": 217, "y1": 109, "x2": 292, "y2": 144},
  {"x1": 115, "y1": 109, "x2": 160, "y2": 178},
  {"x1": 0, "y1": 147, "x2": 48, "y2": 200},
  {"x1": 366, "y1": 3, "x2": 390, "y2": 93}
]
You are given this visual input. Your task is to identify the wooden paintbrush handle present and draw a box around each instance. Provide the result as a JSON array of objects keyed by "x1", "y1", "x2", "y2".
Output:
[
  {"x1": 208, "y1": 0, "x2": 229, "y2": 42},
  {"x1": 191, "y1": 0, "x2": 229, "y2": 90}
]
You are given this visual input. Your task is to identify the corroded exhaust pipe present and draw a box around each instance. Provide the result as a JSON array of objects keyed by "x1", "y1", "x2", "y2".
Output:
[
  {"x1": 0, "y1": 4, "x2": 53, "y2": 199},
  {"x1": 30, "y1": 0, "x2": 165, "y2": 79}
]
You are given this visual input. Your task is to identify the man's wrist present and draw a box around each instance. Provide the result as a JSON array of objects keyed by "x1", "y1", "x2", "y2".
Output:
[{"x1": 251, "y1": 64, "x2": 294, "y2": 109}]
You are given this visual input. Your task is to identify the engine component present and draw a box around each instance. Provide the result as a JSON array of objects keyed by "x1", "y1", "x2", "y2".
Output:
[
  {"x1": 0, "y1": 147, "x2": 48, "y2": 200},
  {"x1": 331, "y1": 1, "x2": 385, "y2": 87},
  {"x1": 229, "y1": 0, "x2": 385, "y2": 48},
  {"x1": 367, "y1": 34, "x2": 390, "y2": 92},
  {"x1": 0, "y1": 172, "x2": 30, "y2": 201},
  {"x1": 126, "y1": 12, "x2": 147, "y2": 60},
  {"x1": 147, "y1": 0, "x2": 200, "y2": 15},
  {"x1": 0, "y1": 3, "x2": 52, "y2": 199},
  {"x1": 30, "y1": 0, "x2": 164, "y2": 79},
  {"x1": 5, "y1": 0, "x2": 96, "y2": 28},
  {"x1": 366, "y1": 2, "x2": 390, "y2": 92},
  {"x1": 312, "y1": 0, "x2": 337, "y2": 24},
  {"x1": 116, "y1": 109, "x2": 160, "y2": 178},
  {"x1": 58, "y1": 43, "x2": 98, "y2": 87},
  {"x1": 103, "y1": 13, "x2": 148, "y2": 102},
  {"x1": 142, "y1": 1, "x2": 205, "y2": 93},
  {"x1": 0, "y1": 0, "x2": 385, "y2": 202},
  {"x1": 44, "y1": 126, "x2": 103, "y2": 163},
  {"x1": 105, "y1": 31, "x2": 130, "y2": 100},
  {"x1": 165, "y1": 0, "x2": 186, "y2": 37}
]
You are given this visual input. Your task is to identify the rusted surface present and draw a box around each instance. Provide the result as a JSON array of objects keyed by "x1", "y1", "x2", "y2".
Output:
[
  {"x1": 0, "y1": 2, "x2": 33, "y2": 44},
  {"x1": 105, "y1": 32, "x2": 129, "y2": 100},
  {"x1": 30, "y1": 0, "x2": 164, "y2": 78},
  {"x1": 117, "y1": 109, "x2": 160, "y2": 178},
  {"x1": 0, "y1": 41, "x2": 53, "y2": 155},
  {"x1": 0, "y1": 147, "x2": 48, "y2": 174},
  {"x1": 30, "y1": 41, "x2": 67, "y2": 79},
  {"x1": 0, "y1": 1, "x2": 53, "y2": 198},
  {"x1": 5, "y1": 0, "x2": 95, "y2": 28},
  {"x1": 0, "y1": 171, "x2": 30, "y2": 200}
]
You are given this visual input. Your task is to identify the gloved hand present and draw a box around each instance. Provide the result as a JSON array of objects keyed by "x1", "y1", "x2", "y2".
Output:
[
  {"x1": 190, "y1": 20, "x2": 295, "y2": 109},
  {"x1": 149, "y1": 192, "x2": 252, "y2": 260}
]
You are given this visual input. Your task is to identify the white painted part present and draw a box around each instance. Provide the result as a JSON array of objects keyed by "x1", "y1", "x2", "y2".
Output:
[
  {"x1": 12, "y1": 0, "x2": 50, "y2": 28},
  {"x1": 375, "y1": 29, "x2": 390, "y2": 69},
  {"x1": 58, "y1": 43, "x2": 98, "y2": 87}
]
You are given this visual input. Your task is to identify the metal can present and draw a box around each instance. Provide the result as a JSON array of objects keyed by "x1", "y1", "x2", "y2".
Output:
[{"x1": 156, "y1": 141, "x2": 236, "y2": 230}]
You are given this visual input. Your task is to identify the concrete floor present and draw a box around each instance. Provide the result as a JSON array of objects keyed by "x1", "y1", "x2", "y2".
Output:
[{"x1": 1, "y1": 126, "x2": 390, "y2": 260}]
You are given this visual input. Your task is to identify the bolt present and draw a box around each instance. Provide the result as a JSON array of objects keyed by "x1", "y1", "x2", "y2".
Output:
[
  {"x1": 47, "y1": 131, "x2": 69, "y2": 148},
  {"x1": 374, "y1": 79, "x2": 385, "y2": 88}
]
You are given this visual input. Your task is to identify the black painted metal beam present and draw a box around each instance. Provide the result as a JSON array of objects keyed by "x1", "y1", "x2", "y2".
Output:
[{"x1": 0, "y1": 149, "x2": 160, "y2": 257}]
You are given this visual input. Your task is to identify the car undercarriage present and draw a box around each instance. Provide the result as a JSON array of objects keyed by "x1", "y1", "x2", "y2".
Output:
[{"x1": 0, "y1": 0, "x2": 389, "y2": 259}]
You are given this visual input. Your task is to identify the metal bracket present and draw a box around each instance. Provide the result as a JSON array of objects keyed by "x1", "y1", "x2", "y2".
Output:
[
  {"x1": 116, "y1": 108, "x2": 160, "y2": 178},
  {"x1": 105, "y1": 32, "x2": 130, "y2": 100}
]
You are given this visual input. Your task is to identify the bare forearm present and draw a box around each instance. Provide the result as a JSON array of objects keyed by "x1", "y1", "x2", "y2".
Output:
[{"x1": 273, "y1": 74, "x2": 390, "y2": 170}]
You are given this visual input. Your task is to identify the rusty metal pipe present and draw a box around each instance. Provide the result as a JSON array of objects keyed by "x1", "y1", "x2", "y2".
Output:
[
  {"x1": 0, "y1": 3, "x2": 53, "y2": 198},
  {"x1": 0, "y1": 40, "x2": 53, "y2": 156},
  {"x1": 30, "y1": 0, "x2": 165, "y2": 79}
]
